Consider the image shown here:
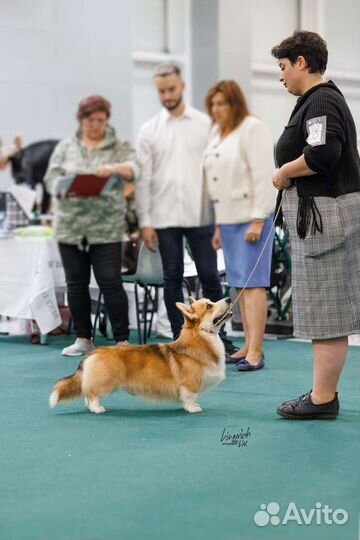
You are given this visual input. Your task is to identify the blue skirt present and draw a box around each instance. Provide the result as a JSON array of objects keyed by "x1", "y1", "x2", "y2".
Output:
[{"x1": 220, "y1": 215, "x2": 275, "y2": 288}]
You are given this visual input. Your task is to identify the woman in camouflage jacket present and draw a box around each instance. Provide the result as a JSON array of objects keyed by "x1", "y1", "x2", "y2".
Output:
[{"x1": 45, "y1": 95, "x2": 140, "y2": 356}]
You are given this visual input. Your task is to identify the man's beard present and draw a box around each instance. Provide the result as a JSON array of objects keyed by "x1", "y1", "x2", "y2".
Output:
[{"x1": 163, "y1": 96, "x2": 182, "y2": 111}]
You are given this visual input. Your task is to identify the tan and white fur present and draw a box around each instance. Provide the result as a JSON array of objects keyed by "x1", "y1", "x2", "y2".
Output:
[{"x1": 49, "y1": 297, "x2": 232, "y2": 414}]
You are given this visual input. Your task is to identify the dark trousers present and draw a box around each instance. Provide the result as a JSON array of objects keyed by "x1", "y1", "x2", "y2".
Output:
[
  {"x1": 58, "y1": 241, "x2": 129, "y2": 342},
  {"x1": 156, "y1": 226, "x2": 224, "y2": 339}
]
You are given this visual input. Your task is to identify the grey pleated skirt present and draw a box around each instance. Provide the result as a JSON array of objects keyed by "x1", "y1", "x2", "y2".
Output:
[{"x1": 283, "y1": 186, "x2": 360, "y2": 339}]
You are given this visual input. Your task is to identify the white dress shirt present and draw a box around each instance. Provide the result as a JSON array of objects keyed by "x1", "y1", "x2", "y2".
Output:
[{"x1": 136, "y1": 105, "x2": 211, "y2": 228}]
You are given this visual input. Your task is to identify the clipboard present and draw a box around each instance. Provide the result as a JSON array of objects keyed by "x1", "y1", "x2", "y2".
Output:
[
  {"x1": 65, "y1": 174, "x2": 117, "y2": 197},
  {"x1": 66, "y1": 174, "x2": 108, "y2": 197}
]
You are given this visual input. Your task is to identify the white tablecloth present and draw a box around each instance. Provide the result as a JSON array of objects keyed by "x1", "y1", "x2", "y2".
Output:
[{"x1": 0, "y1": 237, "x2": 95, "y2": 334}]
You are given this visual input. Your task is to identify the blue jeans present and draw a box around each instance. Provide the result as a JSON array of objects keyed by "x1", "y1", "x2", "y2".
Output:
[{"x1": 156, "y1": 226, "x2": 224, "y2": 339}]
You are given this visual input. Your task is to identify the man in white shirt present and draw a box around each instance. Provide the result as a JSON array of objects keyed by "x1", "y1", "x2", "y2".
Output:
[{"x1": 136, "y1": 63, "x2": 237, "y2": 353}]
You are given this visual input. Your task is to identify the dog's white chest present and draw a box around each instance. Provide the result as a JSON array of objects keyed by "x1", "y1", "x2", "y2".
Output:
[
  {"x1": 201, "y1": 334, "x2": 226, "y2": 390},
  {"x1": 202, "y1": 362, "x2": 225, "y2": 390}
]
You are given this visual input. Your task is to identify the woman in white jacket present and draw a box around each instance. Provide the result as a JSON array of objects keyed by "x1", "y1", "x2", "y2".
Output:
[{"x1": 203, "y1": 80, "x2": 276, "y2": 370}]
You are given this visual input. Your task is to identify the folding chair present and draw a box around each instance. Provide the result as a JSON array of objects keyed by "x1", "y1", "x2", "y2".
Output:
[
  {"x1": 268, "y1": 226, "x2": 292, "y2": 321},
  {"x1": 93, "y1": 243, "x2": 163, "y2": 344}
]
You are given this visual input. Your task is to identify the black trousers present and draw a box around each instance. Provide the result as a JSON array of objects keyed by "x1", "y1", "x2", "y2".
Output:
[{"x1": 58, "y1": 241, "x2": 129, "y2": 342}]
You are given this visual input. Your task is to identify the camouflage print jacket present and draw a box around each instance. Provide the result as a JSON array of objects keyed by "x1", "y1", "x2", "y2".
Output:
[{"x1": 44, "y1": 125, "x2": 140, "y2": 245}]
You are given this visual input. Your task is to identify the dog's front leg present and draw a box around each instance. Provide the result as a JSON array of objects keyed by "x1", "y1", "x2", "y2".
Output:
[{"x1": 179, "y1": 386, "x2": 202, "y2": 413}]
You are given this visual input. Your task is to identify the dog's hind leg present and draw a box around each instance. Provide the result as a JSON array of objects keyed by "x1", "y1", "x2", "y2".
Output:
[
  {"x1": 179, "y1": 386, "x2": 202, "y2": 413},
  {"x1": 87, "y1": 395, "x2": 106, "y2": 414}
]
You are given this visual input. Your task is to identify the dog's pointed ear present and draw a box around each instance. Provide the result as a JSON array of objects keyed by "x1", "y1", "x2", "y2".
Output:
[
  {"x1": 188, "y1": 296, "x2": 196, "y2": 305},
  {"x1": 176, "y1": 302, "x2": 199, "y2": 321}
]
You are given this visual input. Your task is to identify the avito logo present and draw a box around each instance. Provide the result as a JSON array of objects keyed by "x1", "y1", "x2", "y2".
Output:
[{"x1": 254, "y1": 501, "x2": 348, "y2": 527}]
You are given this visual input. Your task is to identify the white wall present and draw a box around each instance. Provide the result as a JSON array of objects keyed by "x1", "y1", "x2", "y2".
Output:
[
  {"x1": 218, "y1": 0, "x2": 251, "y2": 98},
  {"x1": 0, "y1": 0, "x2": 133, "y2": 163},
  {"x1": 249, "y1": 0, "x2": 360, "y2": 142},
  {"x1": 250, "y1": 0, "x2": 299, "y2": 141},
  {"x1": 324, "y1": 0, "x2": 360, "y2": 139},
  {"x1": 131, "y1": 0, "x2": 188, "y2": 137},
  {"x1": 1, "y1": 0, "x2": 359, "y2": 171}
]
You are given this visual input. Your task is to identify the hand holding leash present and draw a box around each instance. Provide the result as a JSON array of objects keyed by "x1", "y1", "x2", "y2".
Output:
[{"x1": 272, "y1": 167, "x2": 291, "y2": 190}]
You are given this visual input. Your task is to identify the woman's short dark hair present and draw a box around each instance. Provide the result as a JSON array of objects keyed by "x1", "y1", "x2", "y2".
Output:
[
  {"x1": 205, "y1": 80, "x2": 250, "y2": 131},
  {"x1": 271, "y1": 31, "x2": 328, "y2": 74},
  {"x1": 76, "y1": 95, "x2": 111, "y2": 121}
]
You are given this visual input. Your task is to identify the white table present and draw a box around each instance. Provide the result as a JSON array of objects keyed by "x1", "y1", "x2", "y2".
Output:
[
  {"x1": 0, "y1": 237, "x2": 64, "y2": 334},
  {"x1": 0, "y1": 237, "x2": 96, "y2": 334}
]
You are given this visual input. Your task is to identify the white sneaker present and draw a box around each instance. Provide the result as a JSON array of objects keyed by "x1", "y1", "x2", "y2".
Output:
[{"x1": 61, "y1": 338, "x2": 95, "y2": 357}]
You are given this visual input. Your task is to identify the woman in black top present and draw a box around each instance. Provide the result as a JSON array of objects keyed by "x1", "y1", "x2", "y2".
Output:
[{"x1": 272, "y1": 31, "x2": 360, "y2": 420}]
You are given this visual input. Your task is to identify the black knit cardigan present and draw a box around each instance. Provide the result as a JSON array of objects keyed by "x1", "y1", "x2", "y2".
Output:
[{"x1": 275, "y1": 81, "x2": 360, "y2": 238}]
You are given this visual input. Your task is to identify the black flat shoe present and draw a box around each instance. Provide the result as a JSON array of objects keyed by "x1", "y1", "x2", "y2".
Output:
[
  {"x1": 236, "y1": 355, "x2": 265, "y2": 371},
  {"x1": 277, "y1": 391, "x2": 339, "y2": 420}
]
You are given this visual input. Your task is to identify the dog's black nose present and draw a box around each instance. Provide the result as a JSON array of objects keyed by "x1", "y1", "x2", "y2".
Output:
[{"x1": 225, "y1": 297, "x2": 231, "y2": 304}]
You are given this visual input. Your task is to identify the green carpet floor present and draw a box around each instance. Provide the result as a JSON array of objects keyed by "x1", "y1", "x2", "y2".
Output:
[{"x1": 0, "y1": 333, "x2": 359, "y2": 540}]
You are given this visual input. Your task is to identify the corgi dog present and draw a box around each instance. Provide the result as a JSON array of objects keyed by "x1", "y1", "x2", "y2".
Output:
[{"x1": 49, "y1": 297, "x2": 232, "y2": 414}]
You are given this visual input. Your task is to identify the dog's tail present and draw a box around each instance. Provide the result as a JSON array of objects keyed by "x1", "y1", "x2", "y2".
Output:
[{"x1": 49, "y1": 368, "x2": 83, "y2": 408}]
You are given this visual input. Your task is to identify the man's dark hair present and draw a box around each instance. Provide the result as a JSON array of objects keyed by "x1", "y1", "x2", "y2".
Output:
[{"x1": 271, "y1": 30, "x2": 328, "y2": 74}]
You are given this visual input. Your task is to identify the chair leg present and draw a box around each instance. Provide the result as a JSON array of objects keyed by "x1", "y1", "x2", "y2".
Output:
[
  {"x1": 147, "y1": 286, "x2": 158, "y2": 338},
  {"x1": 183, "y1": 278, "x2": 192, "y2": 299},
  {"x1": 142, "y1": 285, "x2": 148, "y2": 344},
  {"x1": 92, "y1": 291, "x2": 103, "y2": 342},
  {"x1": 134, "y1": 283, "x2": 142, "y2": 344}
]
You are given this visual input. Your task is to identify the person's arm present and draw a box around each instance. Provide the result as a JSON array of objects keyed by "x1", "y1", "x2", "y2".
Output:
[
  {"x1": 212, "y1": 225, "x2": 222, "y2": 250},
  {"x1": 273, "y1": 92, "x2": 345, "y2": 190},
  {"x1": 0, "y1": 155, "x2": 8, "y2": 170},
  {"x1": 96, "y1": 163, "x2": 134, "y2": 180},
  {"x1": 96, "y1": 140, "x2": 141, "y2": 181},
  {"x1": 135, "y1": 128, "x2": 159, "y2": 251},
  {"x1": 135, "y1": 129, "x2": 154, "y2": 230},
  {"x1": 273, "y1": 155, "x2": 316, "y2": 190},
  {"x1": 0, "y1": 135, "x2": 22, "y2": 170},
  {"x1": 243, "y1": 121, "x2": 277, "y2": 242},
  {"x1": 43, "y1": 140, "x2": 68, "y2": 195}
]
